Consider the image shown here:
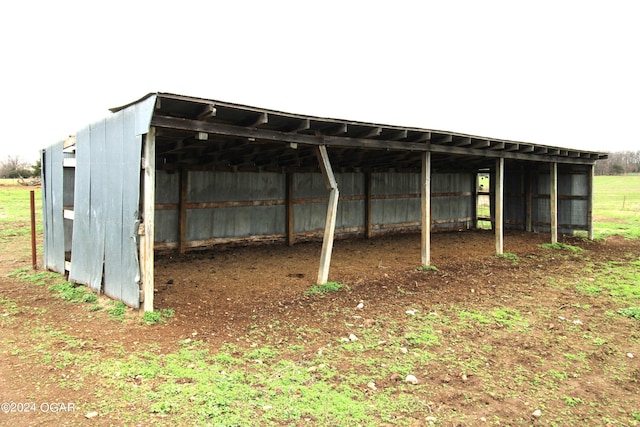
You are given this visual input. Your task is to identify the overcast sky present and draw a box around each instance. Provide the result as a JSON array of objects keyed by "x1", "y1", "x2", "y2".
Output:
[{"x1": 1, "y1": 0, "x2": 638, "y2": 163}]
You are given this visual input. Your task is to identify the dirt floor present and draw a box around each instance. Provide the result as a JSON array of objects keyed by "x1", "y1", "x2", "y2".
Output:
[{"x1": 1, "y1": 220, "x2": 640, "y2": 425}]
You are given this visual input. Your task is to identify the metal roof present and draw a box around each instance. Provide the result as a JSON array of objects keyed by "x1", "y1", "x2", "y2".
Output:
[{"x1": 113, "y1": 92, "x2": 608, "y2": 172}]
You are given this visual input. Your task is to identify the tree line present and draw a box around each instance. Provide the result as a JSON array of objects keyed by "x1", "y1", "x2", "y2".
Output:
[
  {"x1": 1, "y1": 151, "x2": 638, "y2": 178},
  {"x1": 594, "y1": 150, "x2": 640, "y2": 176},
  {"x1": 0, "y1": 156, "x2": 41, "y2": 178}
]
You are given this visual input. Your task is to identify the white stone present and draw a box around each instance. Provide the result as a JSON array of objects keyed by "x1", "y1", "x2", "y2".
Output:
[
  {"x1": 627, "y1": 353, "x2": 634, "y2": 358},
  {"x1": 356, "y1": 302, "x2": 364, "y2": 310},
  {"x1": 532, "y1": 409, "x2": 542, "y2": 418},
  {"x1": 405, "y1": 374, "x2": 419, "y2": 384},
  {"x1": 349, "y1": 333, "x2": 358, "y2": 341},
  {"x1": 367, "y1": 381, "x2": 377, "y2": 390}
]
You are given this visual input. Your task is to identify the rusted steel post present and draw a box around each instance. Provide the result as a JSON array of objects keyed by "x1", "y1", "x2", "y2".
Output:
[{"x1": 30, "y1": 190, "x2": 37, "y2": 269}]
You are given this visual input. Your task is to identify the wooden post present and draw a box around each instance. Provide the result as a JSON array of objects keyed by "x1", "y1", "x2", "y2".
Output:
[
  {"x1": 550, "y1": 162, "x2": 558, "y2": 244},
  {"x1": 495, "y1": 158, "x2": 504, "y2": 255},
  {"x1": 421, "y1": 152, "x2": 431, "y2": 266},
  {"x1": 286, "y1": 172, "x2": 295, "y2": 246},
  {"x1": 30, "y1": 190, "x2": 37, "y2": 270},
  {"x1": 178, "y1": 168, "x2": 188, "y2": 254},
  {"x1": 142, "y1": 127, "x2": 156, "y2": 312},
  {"x1": 587, "y1": 164, "x2": 594, "y2": 240},
  {"x1": 316, "y1": 145, "x2": 339, "y2": 285}
]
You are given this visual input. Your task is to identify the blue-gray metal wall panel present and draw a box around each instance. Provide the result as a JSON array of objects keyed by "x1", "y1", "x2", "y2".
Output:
[
  {"x1": 68, "y1": 125, "x2": 94, "y2": 286},
  {"x1": 103, "y1": 109, "x2": 143, "y2": 307},
  {"x1": 187, "y1": 206, "x2": 285, "y2": 240},
  {"x1": 431, "y1": 172, "x2": 474, "y2": 230},
  {"x1": 88, "y1": 120, "x2": 108, "y2": 291},
  {"x1": 371, "y1": 172, "x2": 420, "y2": 229},
  {"x1": 42, "y1": 142, "x2": 65, "y2": 273},
  {"x1": 155, "y1": 210, "x2": 179, "y2": 242},
  {"x1": 182, "y1": 171, "x2": 286, "y2": 242},
  {"x1": 190, "y1": 171, "x2": 283, "y2": 202},
  {"x1": 119, "y1": 107, "x2": 142, "y2": 307},
  {"x1": 154, "y1": 170, "x2": 180, "y2": 243},
  {"x1": 156, "y1": 170, "x2": 179, "y2": 204},
  {"x1": 504, "y1": 171, "x2": 525, "y2": 230}
]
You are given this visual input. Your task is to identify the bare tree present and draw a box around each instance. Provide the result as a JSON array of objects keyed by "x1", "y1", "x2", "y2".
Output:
[{"x1": 0, "y1": 155, "x2": 32, "y2": 178}]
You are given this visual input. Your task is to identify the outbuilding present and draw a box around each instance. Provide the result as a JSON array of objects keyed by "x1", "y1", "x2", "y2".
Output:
[{"x1": 41, "y1": 93, "x2": 607, "y2": 311}]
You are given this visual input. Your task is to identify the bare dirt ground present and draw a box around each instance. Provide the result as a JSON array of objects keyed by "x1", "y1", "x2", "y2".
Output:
[{"x1": 1, "y1": 217, "x2": 639, "y2": 425}]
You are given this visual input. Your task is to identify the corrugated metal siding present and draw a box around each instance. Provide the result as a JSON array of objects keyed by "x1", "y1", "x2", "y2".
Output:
[
  {"x1": 504, "y1": 170, "x2": 525, "y2": 230},
  {"x1": 432, "y1": 172, "x2": 474, "y2": 230},
  {"x1": 187, "y1": 171, "x2": 285, "y2": 241},
  {"x1": 155, "y1": 170, "x2": 179, "y2": 243},
  {"x1": 60, "y1": 95, "x2": 155, "y2": 307},
  {"x1": 371, "y1": 172, "x2": 420, "y2": 230},
  {"x1": 42, "y1": 142, "x2": 65, "y2": 273}
]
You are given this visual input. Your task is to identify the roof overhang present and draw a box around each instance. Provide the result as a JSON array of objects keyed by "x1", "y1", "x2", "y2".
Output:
[{"x1": 114, "y1": 92, "x2": 608, "y2": 172}]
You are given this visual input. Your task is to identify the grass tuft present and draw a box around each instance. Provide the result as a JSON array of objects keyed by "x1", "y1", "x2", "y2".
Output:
[{"x1": 304, "y1": 281, "x2": 345, "y2": 296}]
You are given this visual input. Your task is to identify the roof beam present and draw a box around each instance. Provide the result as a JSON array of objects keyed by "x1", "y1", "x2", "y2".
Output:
[
  {"x1": 150, "y1": 115, "x2": 598, "y2": 165},
  {"x1": 197, "y1": 104, "x2": 217, "y2": 121},
  {"x1": 453, "y1": 137, "x2": 471, "y2": 147},
  {"x1": 240, "y1": 112, "x2": 268, "y2": 128},
  {"x1": 356, "y1": 127, "x2": 382, "y2": 139}
]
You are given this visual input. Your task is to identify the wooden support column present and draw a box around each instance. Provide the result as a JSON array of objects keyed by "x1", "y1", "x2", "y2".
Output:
[
  {"x1": 421, "y1": 152, "x2": 431, "y2": 266},
  {"x1": 316, "y1": 145, "x2": 339, "y2": 285},
  {"x1": 587, "y1": 164, "x2": 594, "y2": 240},
  {"x1": 286, "y1": 172, "x2": 295, "y2": 246},
  {"x1": 550, "y1": 162, "x2": 558, "y2": 244},
  {"x1": 495, "y1": 158, "x2": 504, "y2": 255},
  {"x1": 178, "y1": 168, "x2": 188, "y2": 254},
  {"x1": 141, "y1": 127, "x2": 156, "y2": 312},
  {"x1": 365, "y1": 172, "x2": 372, "y2": 239}
]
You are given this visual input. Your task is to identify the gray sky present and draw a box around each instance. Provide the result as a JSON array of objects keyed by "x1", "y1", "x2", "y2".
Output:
[{"x1": 1, "y1": 0, "x2": 638, "y2": 163}]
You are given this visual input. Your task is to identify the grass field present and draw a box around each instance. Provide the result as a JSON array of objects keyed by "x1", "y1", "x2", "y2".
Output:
[
  {"x1": 593, "y1": 175, "x2": 640, "y2": 239},
  {"x1": 1, "y1": 176, "x2": 639, "y2": 426}
]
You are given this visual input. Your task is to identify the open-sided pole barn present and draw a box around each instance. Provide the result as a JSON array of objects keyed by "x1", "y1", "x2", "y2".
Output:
[{"x1": 41, "y1": 93, "x2": 607, "y2": 311}]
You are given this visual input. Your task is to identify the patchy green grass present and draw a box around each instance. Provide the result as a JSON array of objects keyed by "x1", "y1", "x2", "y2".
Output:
[
  {"x1": 48, "y1": 281, "x2": 97, "y2": 304},
  {"x1": 540, "y1": 242, "x2": 584, "y2": 252},
  {"x1": 304, "y1": 281, "x2": 345, "y2": 296},
  {"x1": 143, "y1": 308, "x2": 176, "y2": 324}
]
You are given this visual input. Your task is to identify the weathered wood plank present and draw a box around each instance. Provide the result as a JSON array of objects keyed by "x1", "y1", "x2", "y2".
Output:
[
  {"x1": 141, "y1": 127, "x2": 156, "y2": 312},
  {"x1": 421, "y1": 152, "x2": 431, "y2": 266},
  {"x1": 316, "y1": 146, "x2": 339, "y2": 285},
  {"x1": 550, "y1": 162, "x2": 558, "y2": 244},
  {"x1": 495, "y1": 158, "x2": 504, "y2": 255}
]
